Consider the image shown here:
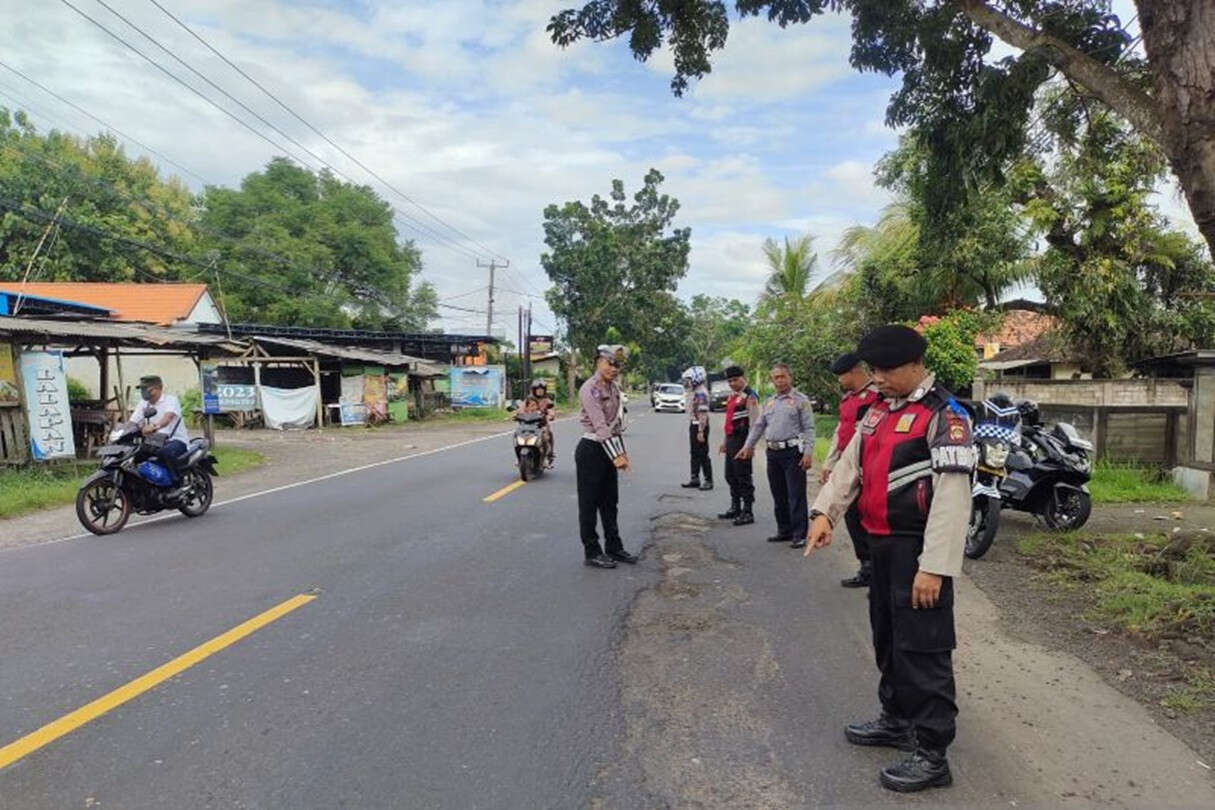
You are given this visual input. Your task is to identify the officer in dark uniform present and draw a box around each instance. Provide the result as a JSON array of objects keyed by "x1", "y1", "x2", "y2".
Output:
[
  {"x1": 807, "y1": 325, "x2": 974, "y2": 793},
  {"x1": 717, "y1": 365, "x2": 759, "y2": 525},
  {"x1": 576, "y1": 344, "x2": 640, "y2": 570},
  {"x1": 821, "y1": 352, "x2": 880, "y2": 588}
]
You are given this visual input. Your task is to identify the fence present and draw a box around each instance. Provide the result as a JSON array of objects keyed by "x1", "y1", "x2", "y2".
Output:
[
  {"x1": 973, "y1": 377, "x2": 1188, "y2": 407},
  {"x1": 1033, "y1": 404, "x2": 1186, "y2": 466}
]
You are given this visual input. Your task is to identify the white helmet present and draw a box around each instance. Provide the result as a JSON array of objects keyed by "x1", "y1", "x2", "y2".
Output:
[{"x1": 682, "y1": 366, "x2": 707, "y2": 386}]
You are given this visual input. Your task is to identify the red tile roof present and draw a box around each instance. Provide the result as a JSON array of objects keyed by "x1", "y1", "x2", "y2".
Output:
[
  {"x1": 977, "y1": 310, "x2": 1056, "y2": 349},
  {"x1": 0, "y1": 282, "x2": 208, "y2": 325}
]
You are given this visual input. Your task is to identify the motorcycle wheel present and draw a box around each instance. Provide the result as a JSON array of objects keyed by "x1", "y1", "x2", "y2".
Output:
[
  {"x1": 76, "y1": 478, "x2": 131, "y2": 535},
  {"x1": 519, "y1": 451, "x2": 533, "y2": 482},
  {"x1": 964, "y1": 495, "x2": 1001, "y2": 559},
  {"x1": 1042, "y1": 487, "x2": 1092, "y2": 532},
  {"x1": 178, "y1": 470, "x2": 214, "y2": 517}
]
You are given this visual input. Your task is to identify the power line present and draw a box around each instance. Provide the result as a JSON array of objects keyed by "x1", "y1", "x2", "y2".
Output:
[
  {"x1": 0, "y1": 59, "x2": 208, "y2": 184},
  {"x1": 56, "y1": 0, "x2": 484, "y2": 264},
  {"x1": 146, "y1": 0, "x2": 509, "y2": 264}
]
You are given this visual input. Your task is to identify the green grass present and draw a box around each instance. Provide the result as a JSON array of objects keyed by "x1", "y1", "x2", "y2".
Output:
[
  {"x1": 1161, "y1": 667, "x2": 1215, "y2": 713},
  {"x1": 1089, "y1": 460, "x2": 1192, "y2": 503},
  {"x1": 426, "y1": 406, "x2": 513, "y2": 424},
  {"x1": 813, "y1": 414, "x2": 838, "y2": 464},
  {"x1": 0, "y1": 445, "x2": 264, "y2": 519}
]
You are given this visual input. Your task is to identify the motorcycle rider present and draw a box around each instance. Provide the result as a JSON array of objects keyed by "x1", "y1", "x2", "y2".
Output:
[
  {"x1": 530, "y1": 379, "x2": 557, "y2": 469},
  {"x1": 125, "y1": 375, "x2": 189, "y2": 493}
]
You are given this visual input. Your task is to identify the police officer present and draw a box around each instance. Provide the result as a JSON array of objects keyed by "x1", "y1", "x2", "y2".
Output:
[
  {"x1": 821, "y1": 352, "x2": 880, "y2": 588},
  {"x1": 736, "y1": 363, "x2": 815, "y2": 548},
  {"x1": 576, "y1": 344, "x2": 640, "y2": 570},
  {"x1": 717, "y1": 365, "x2": 759, "y2": 525},
  {"x1": 806, "y1": 325, "x2": 974, "y2": 793},
  {"x1": 680, "y1": 366, "x2": 713, "y2": 490}
]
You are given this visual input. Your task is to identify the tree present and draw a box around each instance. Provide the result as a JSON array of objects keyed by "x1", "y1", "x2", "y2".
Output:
[
  {"x1": 198, "y1": 158, "x2": 436, "y2": 330},
  {"x1": 919, "y1": 313, "x2": 990, "y2": 392},
  {"x1": 1011, "y1": 91, "x2": 1215, "y2": 376},
  {"x1": 548, "y1": 1, "x2": 1215, "y2": 262},
  {"x1": 541, "y1": 169, "x2": 692, "y2": 380},
  {"x1": 760, "y1": 234, "x2": 818, "y2": 301},
  {"x1": 685, "y1": 294, "x2": 751, "y2": 369}
]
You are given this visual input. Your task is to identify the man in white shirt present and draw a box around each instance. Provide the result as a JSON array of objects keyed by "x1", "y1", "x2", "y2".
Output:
[{"x1": 128, "y1": 374, "x2": 189, "y2": 477}]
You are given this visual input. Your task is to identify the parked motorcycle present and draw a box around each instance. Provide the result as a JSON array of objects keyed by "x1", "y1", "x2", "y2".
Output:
[
  {"x1": 75, "y1": 409, "x2": 218, "y2": 535},
  {"x1": 513, "y1": 411, "x2": 549, "y2": 482},
  {"x1": 964, "y1": 395, "x2": 1021, "y2": 559}
]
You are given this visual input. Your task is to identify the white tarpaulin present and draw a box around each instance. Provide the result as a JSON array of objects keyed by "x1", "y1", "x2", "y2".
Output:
[{"x1": 259, "y1": 385, "x2": 318, "y2": 430}]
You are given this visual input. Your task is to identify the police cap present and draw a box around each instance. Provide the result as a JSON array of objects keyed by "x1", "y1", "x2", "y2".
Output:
[
  {"x1": 829, "y1": 352, "x2": 862, "y2": 375},
  {"x1": 723, "y1": 365, "x2": 745, "y2": 379},
  {"x1": 857, "y1": 325, "x2": 927, "y2": 370},
  {"x1": 596, "y1": 344, "x2": 627, "y2": 365}
]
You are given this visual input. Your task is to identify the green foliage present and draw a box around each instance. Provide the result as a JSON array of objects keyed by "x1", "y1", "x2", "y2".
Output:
[
  {"x1": 685, "y1": 295, "x2": 750, "y2": 372},
  {"x1": 66, "y1": 376, "x2": 91, "y2": 404},
  {"x1": 1089, "y1": 461, "x2": 1192, "y2": 504},
  {"x1": 761, "y1": 234, "x2": 818, "y2": 301},
  {"x1": 919, "y1": 316, "x2": 978, "y2": 392},
  {"x1": 541, "y1": 169, "x2": 692, "y2": 381},
  {"x1": 180, "y1": 386, "x2": 202, "y2": 426}
]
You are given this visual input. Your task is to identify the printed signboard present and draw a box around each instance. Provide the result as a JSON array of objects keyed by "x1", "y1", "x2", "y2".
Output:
[
  {"x1": 20, "y1": 350, "x2": 76, "y2": 460},
  {"x1": 450, "y1": 365, "x2": 504, "y2": 409},
  {"x1": 528, "y1": 335, "x2": 554, "y2": 361},
  {"x1": 200, "y1": 363, "x2": 258, "y2": 413}
]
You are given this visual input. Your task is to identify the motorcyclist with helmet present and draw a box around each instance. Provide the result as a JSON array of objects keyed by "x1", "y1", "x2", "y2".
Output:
[{"x1": 530, "y1": 379, "x2": 558, "y2": 469}]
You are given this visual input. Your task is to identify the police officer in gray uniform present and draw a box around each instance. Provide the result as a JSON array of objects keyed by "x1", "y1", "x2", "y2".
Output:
[
  {"x1": 576, "y1": 344, "x2": 640, "y2": 570},
  {"x1": 736, "y1": 362, "x2": 816, "y2": 548}
]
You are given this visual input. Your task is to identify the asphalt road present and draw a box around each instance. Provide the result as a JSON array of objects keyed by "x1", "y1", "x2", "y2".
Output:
[{"x1": 1, "y1": 407, "x2": 1212, "y2": 808}]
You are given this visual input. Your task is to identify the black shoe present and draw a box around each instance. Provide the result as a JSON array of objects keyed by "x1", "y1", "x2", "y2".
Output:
[
  {"x1": 607, "y1": 549, "x2": 639, "y2": 565},
  {"x1": 841, "y1": 567, "x2": 871, "y2": 588},
  {"x1": 718, "y1": 506, "x2": 740, "y2": 520},
  {"x1": 699, "y1": 480, "x2": 714, "y2": 491},
  {"x1": 879, "y1": 750, "x2": 952, "y2": 793},
  {"x1": 790, "y1": 537, "x2": 807, "y2": 549},
  {"x1": 584, "y1": 554, "x2": 617, "y2": 569},
  {"x1": 733, "y1": 511, "x2": 754, "y2": 526},
  {"x1": 766, "y1": 535, "x2": 792, "y2": 543},
  {"x1": 680, "y1": 480, "x2": 701, "y2": 489},
  {"x1": 845, "y1": 716, "x2": 916, "y2": 751}
]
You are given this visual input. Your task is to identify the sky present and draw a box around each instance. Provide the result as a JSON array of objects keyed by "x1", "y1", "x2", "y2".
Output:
[{"x1": 0, "y1": 0, "x2": 1194, "y2": 337}]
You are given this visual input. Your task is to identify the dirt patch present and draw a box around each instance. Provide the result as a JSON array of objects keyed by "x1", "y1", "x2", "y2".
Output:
[
  {"x1": 966, "y1": 535, "x2": 1215, "y2": 767},
  {"x1": 612, "y1": 513, "x2": 800, "y2": 809}
]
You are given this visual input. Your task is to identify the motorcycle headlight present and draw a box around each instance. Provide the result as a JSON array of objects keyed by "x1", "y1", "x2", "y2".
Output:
[
  {"x1": 1074, "y1": 452, "x2": 1091, "y2": 473},
  {"x1": 983, "y1": 441, "x2": 1010, "y2": 468}
]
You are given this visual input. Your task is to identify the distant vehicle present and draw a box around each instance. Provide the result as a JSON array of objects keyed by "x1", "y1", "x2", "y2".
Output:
[
  {"x1": 651, "y1": 383, "x2": 686, "y2": 413},
  {"x1": 709, "y1": 377, "x2": 731, "y2": 411},
  {"x1": 513, "y1": 411, "x2": 550, "y2": 481}
]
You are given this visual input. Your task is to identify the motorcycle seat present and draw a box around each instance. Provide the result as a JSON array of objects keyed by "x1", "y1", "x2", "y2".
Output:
[{"x1": 189, "y1": 437, "x2": 211, "y2": 451}]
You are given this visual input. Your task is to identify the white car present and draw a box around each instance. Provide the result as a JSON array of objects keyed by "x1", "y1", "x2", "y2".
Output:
[{"x1": 651, "y1": 383, "x2": 686, "y2": 413}]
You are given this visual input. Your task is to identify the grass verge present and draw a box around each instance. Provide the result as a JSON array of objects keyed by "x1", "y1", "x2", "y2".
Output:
[
  {"x1": 1089, "y1": 461, "x2": 1191, "y2": 503},
  {"x1": 0, "y1": 445, "x2": 264, "y2": 519},
  {"x1": 1016, "y1": 529, "x2": 1215, "y2": 713}
]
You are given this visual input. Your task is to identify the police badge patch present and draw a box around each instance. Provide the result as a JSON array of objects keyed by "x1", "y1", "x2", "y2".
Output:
[
  {"x1": 930, "y1": 404, "x2": 976, "y2": 472},
  {"x1": 894, "y1": 413, "x2": 916, "y2": 433}
]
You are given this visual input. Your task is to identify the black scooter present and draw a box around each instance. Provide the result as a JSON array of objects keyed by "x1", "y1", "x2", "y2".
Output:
[{"x1": 512, "y1": 411, "x2": 549, "y2": 481}]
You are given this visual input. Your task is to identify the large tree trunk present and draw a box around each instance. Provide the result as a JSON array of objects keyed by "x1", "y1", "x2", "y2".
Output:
[{"x1": 1136, "y1": 0, "x2": 1215, "y2": 257}]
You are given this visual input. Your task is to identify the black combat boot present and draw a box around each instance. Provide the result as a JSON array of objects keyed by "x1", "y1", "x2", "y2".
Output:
[
  {"x1": 733, "y1": 502, "x2": 754, "y2": 526},
  {"x1": 699, "y1": 479, "x2": 714, "y2": 491},
  {"x1": 879, "y1": 749, "x2": 952, "y2": 793},
  {"x1": 680, "y1": 478, "x2": 701, "y2": 489},
  {"x1": 845, "y1": 715, "x2": 916, "y2": 750},
  {"x1": 840, "y1": 560, "x2": 873, "y2": 588},
  {"x1": 718, "y1": 500, "x2": 740, "y2": 520}
]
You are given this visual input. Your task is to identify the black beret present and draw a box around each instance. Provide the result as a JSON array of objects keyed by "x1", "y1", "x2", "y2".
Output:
[
  {"x1": 857, "y1": 325, "x2": 927, "y2": 370},
  {"x1": 723, "y1": 365, "x2": 745, "y2": 378},
  {"x1": 829, "y1": 352, "x2": 862, "y2": 375}
]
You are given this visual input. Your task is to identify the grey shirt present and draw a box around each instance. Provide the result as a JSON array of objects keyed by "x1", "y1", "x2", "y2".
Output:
[{"x1": 743, "y1": 388, "x2": 815, "y2": 455}]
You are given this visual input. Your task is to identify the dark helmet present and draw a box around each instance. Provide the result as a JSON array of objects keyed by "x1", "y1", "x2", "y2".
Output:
[{"x1": 1016, "y1": 399, "x2": 1041, "y2": 426}]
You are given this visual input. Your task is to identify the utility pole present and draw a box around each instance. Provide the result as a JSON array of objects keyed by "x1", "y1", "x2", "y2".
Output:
[
  {"x1": 524, "y1": 302, "x2": 533, "y2": 383},
  {"x1": 477, "y1": 258, "x2": 508, "y2": 336}
]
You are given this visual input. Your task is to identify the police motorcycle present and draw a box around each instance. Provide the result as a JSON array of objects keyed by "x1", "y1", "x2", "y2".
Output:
[
  {"x1": 963, "y1": 394, "x2": 1020, "y2": 559},
  {"x1": 74, "y1": 408, "x2": 218, "y2": 535},
  {"x1": 1000, "y1": 400, "x2": 1093, "y2": 531},
  {"x1": 512, "y1": 410, "x2": 550, "y2": 481}
]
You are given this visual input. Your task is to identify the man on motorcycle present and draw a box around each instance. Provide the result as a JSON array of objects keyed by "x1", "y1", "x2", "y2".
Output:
[
  {"x1": 530, "y1": 379, "x2": 557, "y2": 469},
  {"x1": 125, "y1": 375, "x2": 189, "y2": 487}
]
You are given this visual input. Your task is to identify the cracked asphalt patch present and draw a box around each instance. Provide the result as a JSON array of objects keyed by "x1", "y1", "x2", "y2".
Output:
[{"x1": 616, "y1": 513, "x2": 799, "y2": 809}]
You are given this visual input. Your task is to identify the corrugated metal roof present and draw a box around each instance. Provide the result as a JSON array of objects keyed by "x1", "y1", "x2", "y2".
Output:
[
  {"x1": 253, "y1": 336, "x2": 445, "y2": 376},
  {"x1": 0, "y1": 316, "x2": 243, "y2": 351},
  {"x1": 0, "y1": 283, "x2": 209, "y2": 325}
]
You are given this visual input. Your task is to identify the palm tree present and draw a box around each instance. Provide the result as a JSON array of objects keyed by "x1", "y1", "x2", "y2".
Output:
[{"x1": 761, "y1": 234, "x2": 819, "y2": 301}]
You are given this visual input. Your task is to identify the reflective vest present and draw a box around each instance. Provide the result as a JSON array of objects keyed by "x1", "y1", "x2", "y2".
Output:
[
  {"x1": 724, "y1": 387, "x2": 756, "y2": 436},
  {"x1": 857, "y1": 386, "x2": 951, "y2": 537},
  {"x1": 836, "y1": 384, "x2": 879, "y2": 454}
]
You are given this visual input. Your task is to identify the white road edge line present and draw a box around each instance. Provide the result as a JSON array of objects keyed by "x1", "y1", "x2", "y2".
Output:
[{"x1": 8, "y1": 428, "x2": 516, "y2": 551}]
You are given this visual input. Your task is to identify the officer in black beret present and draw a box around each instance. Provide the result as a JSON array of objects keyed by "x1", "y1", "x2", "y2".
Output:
[
  {"x1": 717, "y1": 365, "x2": 760, "y2": 525},
  {"x1": 823, "y1": 352, "x2": 880, "y2": 588},
  {"x1": 806, "y1": 324, "x2": 975, "y2": 793}
]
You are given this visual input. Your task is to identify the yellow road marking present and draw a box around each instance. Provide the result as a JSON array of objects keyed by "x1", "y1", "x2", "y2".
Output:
[
  {"x1": 483, "y1": 480, "x2": 526, "y2": 503},
  {"x1": 0, "y1": 592, "x2": 317, "y2": 771}
]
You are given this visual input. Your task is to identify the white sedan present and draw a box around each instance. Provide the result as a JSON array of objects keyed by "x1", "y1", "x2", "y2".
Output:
[{"x1": 650, "y1": 383, "x2": 686, "y2": 413}]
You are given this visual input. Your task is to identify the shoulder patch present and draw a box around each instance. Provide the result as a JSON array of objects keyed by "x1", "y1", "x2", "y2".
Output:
[{"x1": 930, "y1": 405, "x2": 975, "y2": 472}]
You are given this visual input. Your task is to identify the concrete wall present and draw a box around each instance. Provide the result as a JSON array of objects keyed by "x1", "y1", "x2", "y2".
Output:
[
  {"x1": 973, "y1": 377, "x2": 1188, "y2": 407},
  {"x1": 67, "y1": 352, "x2": 199, "y2": 405}
]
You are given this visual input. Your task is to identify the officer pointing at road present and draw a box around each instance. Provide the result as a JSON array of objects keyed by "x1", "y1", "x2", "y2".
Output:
[
  {"x1": 806, "y1": 325, "x2": 974, "y2": 793},
  {"x1": 575, "y1": 344, "x2": 640, "y2": 570}
]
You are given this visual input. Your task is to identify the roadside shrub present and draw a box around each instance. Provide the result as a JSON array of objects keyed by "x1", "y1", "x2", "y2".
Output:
[
  {"x1": 180, "y1": 386, "x2": 202, "y2": 426},
  {"x1": 66, "y1": 376, "x2": 91, "y2": 404}
]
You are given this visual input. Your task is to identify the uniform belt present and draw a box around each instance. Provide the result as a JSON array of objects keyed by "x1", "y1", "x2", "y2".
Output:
[
  {"x1": 766, "y1": 439, "x2": 802, "y2": 451},
  {"x1": 582, "y1": 432, "x2": 621, "y2": 442}
]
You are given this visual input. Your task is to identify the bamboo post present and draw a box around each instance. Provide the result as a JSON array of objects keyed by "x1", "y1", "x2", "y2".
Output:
[{"x1": 312, "y1": 358, "x2": 324, "y2": 429}]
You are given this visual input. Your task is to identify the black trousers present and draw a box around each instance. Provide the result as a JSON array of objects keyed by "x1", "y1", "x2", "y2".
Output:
[
  {"x1": 688, "y1": 423, "x2": 712, "y2": 482},
  {"x1": 576, "y1": 438, "x2": 622, "y2": 559},
  {"x1": 766, "y1": 447, "x2": 808, "y2": 539},
  {"x1": 845, "y1": 502, "x2": 868, "y2": 564},
  {"x1": 868, "y1": 533, "x2": 958, "y2": 753},
  {"x1": 723, "y1": 432, "x2": 754, "y2": 505}
]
